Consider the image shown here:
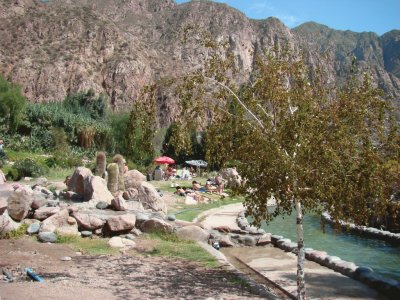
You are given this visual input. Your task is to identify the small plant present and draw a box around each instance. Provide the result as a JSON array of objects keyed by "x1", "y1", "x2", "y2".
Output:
[
  {"x1": 57, "y1": 234, "x2": 117, "y2": 255},
  {"x1": 4, "y1": 223, "x2": 29, "y2": 239},
  {"x1": 6, "y1": 168, "x2": 20, "y2": 181}
]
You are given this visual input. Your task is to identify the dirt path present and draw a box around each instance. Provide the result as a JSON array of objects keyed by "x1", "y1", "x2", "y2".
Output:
[{"x1": 0, "y1": 238, "x2": 276, "y2": 300}]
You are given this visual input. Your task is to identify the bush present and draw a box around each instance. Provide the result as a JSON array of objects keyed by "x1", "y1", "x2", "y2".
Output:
[
  {"x1": 47, "y1": 151, "x2": 82, "y2": 169},
  {"x1": 6, "y1": 168, "x2": 19, "y2": 181},
  {"x1": 13, "y1": 158, "x2": 47, "y2": 178}
]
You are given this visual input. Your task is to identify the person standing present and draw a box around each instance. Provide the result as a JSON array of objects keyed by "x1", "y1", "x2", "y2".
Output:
[{"x1": 0, "y1": 139, "x2": 5, "y2": 159}]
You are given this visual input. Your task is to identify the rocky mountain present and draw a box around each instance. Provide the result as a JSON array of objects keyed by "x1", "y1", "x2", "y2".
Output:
[{"x1": 0, "y1": 0, "x2": 399, "y2": 125}]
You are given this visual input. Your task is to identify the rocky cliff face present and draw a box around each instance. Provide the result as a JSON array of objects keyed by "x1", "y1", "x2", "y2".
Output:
[{"x1": 0, "y1": 0, "x2": 399, "y2": 124}]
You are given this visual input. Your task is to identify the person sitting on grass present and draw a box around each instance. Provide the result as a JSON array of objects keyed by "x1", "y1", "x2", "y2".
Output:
[
  {"x1": 174, "y1": 186, "x2": 186, "y2": 196},
  {"x1": 204, "y1": 181, "x2": 217, "y2": 193},
  {"x1": 186, "y1": 190, "x2": 211, "y2": 203},
  {"x1": 192, "y1": 180, "x2": 202, "y2": 191}
]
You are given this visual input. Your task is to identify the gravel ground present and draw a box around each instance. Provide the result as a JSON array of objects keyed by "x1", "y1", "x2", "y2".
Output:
[{"x1": 0, "y1": 235, "x2": 279, "y2": 300}]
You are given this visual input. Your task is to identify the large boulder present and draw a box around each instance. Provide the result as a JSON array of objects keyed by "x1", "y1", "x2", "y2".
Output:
[
  {"x1": 122, "y1": 188, "x2": 139, "y2": 200},
  {"x1": 140, "y1": 218, "x2": 173, "y2": 234},
  {"x1": 40, "y1": 209, "x2": 79, "y2": 235},
  {"x1": 68, "y1": 167, "x2": 92, "y2": 194},
  {"x1": 33, "y1": 206, "x2": 61, "y2": 221},
  {"x1": 176, "y1": 225, "x2": 209, "y2": 242},
  {"x1": 137, "y1": 182, "x2": 167, "y2": 214},
  {"x1": 31, "y1": 191, "x2": 49, "y2": 209},
  {"x1": 124, "y1": 170, "x2": 146, "y2": 189},
  {"x1": 67, "y1": 167, "x2": 113, "y2": 205},
  {"x1": 73, "y1": 212, "x2": 105, "y2": 231},
  {"x1": 0, "y1": 212, "x2": 21, "y2": 237},
  {"x1": 106, "y1": 214, "x2": 136, "y2": 233},
  {"x1": 111, "y1": 195, "x2": 127, "y2": 211},
  {"x1": 0, "y1": 198, "x2": 7, "y2": 215},
  {"x1": 38, "y1": 232, "x2": 58, "y2": 243},
  {"x1": 111, "y1": 195, "x2": 144, "y2": 211},
  {"x1": 7, "y1": 186, "x2": 33, "y2": 221},
  {"x1": 84, "y1": 175, "x2": 114, "y2": 204}
]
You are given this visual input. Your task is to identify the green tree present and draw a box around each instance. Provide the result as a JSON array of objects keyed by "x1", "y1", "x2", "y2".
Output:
[
  {"x1": 172, "y1": 35, "x2": 398, "y2": 298},
  {"x1": 0, "y1": 75, "x2": 27, "y2": 133},
  {"x1": 162, "y1": 123, "x2": 205, "y2": 163},
  {"x1": 63, "y1": 89, "x2": 107, "y2": 120},
  {"x1": 125, "y1": 85, "x2": 157, "y2": 166}
]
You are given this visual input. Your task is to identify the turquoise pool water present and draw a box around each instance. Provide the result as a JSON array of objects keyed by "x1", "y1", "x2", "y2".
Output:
[{"x1": 254, "y1": 213, "x2": 400, "y2": 282}]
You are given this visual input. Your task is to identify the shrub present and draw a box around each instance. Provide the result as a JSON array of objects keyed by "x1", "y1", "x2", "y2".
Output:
[
  {"x1": 13, "y1": 158, "x2": 47, "y2": 178},
  {"x1": 6, "y1": 168, "x2": 19, "y2": 181},
  {"x1": 50, "y1": 151, "x2": 82, "y2": 168}
]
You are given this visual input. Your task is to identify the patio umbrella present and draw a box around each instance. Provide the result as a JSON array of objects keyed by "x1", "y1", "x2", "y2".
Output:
[
  {"x1": 185, "y1": 160, "x2": 208, "y2": 168},
  {"x1": 154, "y1": 156, "x2": 175, "y2": 165}
]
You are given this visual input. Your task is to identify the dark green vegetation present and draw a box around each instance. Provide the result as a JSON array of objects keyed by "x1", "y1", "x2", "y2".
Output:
[{"x1": 0, "y1": 74, "x2": 207, "y2": 178}]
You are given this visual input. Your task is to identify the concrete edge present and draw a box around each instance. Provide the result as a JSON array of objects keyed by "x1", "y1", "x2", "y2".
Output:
[{"x1": 197, "y1": 241, "x2": 280, "y2": 299}]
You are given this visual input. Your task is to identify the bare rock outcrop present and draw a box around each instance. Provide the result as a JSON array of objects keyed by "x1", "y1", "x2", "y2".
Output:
[
  {"x1": 137, "y1": 182, "x2": 167, "y2": 214},
  {"x1": 7, "y1": 186, "x2": 33, "y2": 221},
  {"x1": 106, "y1": 214, "x2": 136, "y2": 233},
  {"x1": 0, "y1": 212, "x2": 21, "y2": 238},
  {"x1": 73, "y1": 212, "x2": 105, "y2": 231},
  {"x1": 0, "y1": 0, "x2": 398, "y2": 125},
  {"x1": 33, "y1": 206, "x2": 60, "y2": 221},
  {"x1": 67, "y1": 167, "x2": 113, "y2": 204},
  {"x1": 40, "y1": 209, "x2": 79, "y2": 235},
  {"x1": 176, "y1": 225, "x2": 209, "y2": 242},
  {"x1": 140, "y1": 218, "x2": 173, "y2": 234},
  {"x1": 124, "y1": 170, "x2": 146, "y2": 189}
]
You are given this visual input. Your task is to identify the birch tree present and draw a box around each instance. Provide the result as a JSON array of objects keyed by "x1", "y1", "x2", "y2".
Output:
[{"x1": 171, "y1": 38, "x2": 399, "y2": 299}]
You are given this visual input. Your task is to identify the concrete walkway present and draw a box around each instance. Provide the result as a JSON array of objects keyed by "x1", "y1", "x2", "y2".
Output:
[{"x1": 200, "y1": 203, "x2": 388, "y2": 300}]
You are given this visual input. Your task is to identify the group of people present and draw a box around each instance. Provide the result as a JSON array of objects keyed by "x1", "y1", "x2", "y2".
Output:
[
  {"x1": 173, "y1": 175, "x2": 227, "y2": 203},
  {"x1": 153, "y1": 165, "x2": 179, "y2": 181}
]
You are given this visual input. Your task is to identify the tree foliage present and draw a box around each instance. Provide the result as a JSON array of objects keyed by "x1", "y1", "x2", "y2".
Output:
[
  {"x1": 63, "y1": 89, "x2": 107, "y2": 120},
  {"x1": 125, "y1": 85, "x2": 157, "y2": 166},
  {"x1": 171, "y1": 31, "x2": 400, "y2": 298},
  {"x1": 0, "y1": 75, "x2": 27, "y2": 133},
  {"x1": 174, "y1": 40, "x2": 399, "y2": 226}
]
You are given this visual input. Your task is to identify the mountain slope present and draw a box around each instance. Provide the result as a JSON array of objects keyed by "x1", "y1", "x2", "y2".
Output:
[{"x1": 0, "y1": 0, "x2": 399, "y2": 123}]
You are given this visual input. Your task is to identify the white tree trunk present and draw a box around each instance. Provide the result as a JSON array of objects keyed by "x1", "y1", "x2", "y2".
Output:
[{"x1": 295, "y1": 199, "x2": 306, "y2": 299}]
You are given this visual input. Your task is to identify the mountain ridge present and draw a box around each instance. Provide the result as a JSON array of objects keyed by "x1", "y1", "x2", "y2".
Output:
[{"x1": 0, "y1": 0, "x2": 399, "y2": 124}]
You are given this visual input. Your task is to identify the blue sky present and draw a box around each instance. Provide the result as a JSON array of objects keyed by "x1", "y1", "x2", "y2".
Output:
[{"x1": 175, "y1": 0, "x2": 399, "y2": 35}]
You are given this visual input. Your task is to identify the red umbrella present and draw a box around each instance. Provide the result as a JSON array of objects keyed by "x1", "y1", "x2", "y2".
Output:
[{"x1": 154, "y1": 156, "x2": 175, "y2": 165}]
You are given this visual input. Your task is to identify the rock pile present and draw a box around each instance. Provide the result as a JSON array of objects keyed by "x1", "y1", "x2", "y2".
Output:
[{"x1": 0, "y1": 168, "x2": 170, "y2": 245}]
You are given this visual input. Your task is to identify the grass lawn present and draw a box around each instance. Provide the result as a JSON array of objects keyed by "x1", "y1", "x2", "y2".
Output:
[
  {"x1": 142, "y1": 232, "x2": 219, "y2": 267},
  {"x1": 151, "y1": 177, "x2": 244, "y2": 222}
]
